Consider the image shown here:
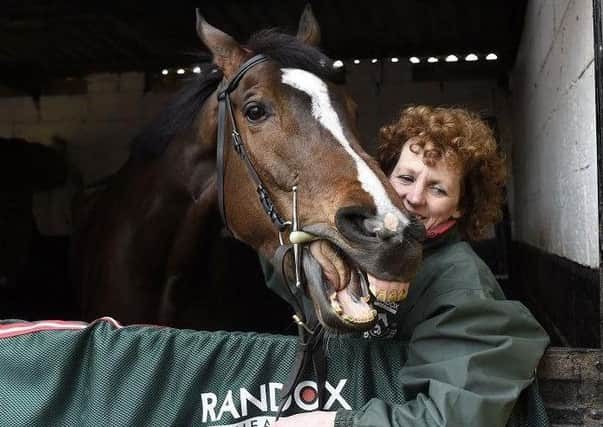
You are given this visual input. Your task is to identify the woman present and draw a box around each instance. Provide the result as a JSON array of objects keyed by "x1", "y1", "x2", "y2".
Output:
[{"x1": 273, "y1": 106, "x2": 549, "y2": 427}]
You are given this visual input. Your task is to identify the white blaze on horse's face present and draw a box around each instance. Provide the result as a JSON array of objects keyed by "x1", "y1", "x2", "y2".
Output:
[{"x1": 280, "y1": 68, "x2": 408, "y2": 226}]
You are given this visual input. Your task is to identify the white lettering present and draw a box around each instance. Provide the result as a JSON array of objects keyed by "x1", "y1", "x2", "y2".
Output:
[
  {"x1": 240, "y1": 384, "x2": 267, "y2": 416},
  {"x1": 213, "y1": 416, "x2": 276, "y2": 427},
  {"x1": 201, "y1": 378, "x2": 350, "y2": 423},
  {"x1": 325, "y1": 379, "x2": 351, "y2": 410},
  {"x1": 201, "y1": 392, "x2": 218, "y2": 423},
  {"x1": 217, "y1": 390, "x2": 241, "y2": 420},
  {"x1": 268, "y1": 382, "x2": 291, "y2": 412}
]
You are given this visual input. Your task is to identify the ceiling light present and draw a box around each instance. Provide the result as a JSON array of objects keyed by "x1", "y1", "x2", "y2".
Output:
[
  {"x1": 353, "y1": 59, "x2": 360, "y2": 64},
  {"x1": 409, "y1": 57, "x2": 420, "y2": 64},
  {"x1": 161, "y1": 69, "x2": 169, "y2": 75},
  {"x1": 333, "y1": 60, "x2": 344, "y2": 68},
  {"x1": 390, "y1": 57, "x2": 399, "y2": 63},
  {"x1": 427, "y1": 57, "x2": 439, "y2": 63},
  {"x1": 486, "y1": 53, "x2": 498, "y2": 61},
  {"x1": 177, "y1": 68, "x2": 185, "y2": 75},
  {"x1": 193, "y1": 66, "x2": 201, "y2": 73},
  {"x1": 445, "y1": 55, "x2": 458, "y2": 62},
  {"x1": 465, "y1": 54, "x2": 478, "y2": 62}
]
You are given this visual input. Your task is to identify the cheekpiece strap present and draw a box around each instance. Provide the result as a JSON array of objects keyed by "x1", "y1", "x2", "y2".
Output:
[{"x1": 216, "y1": 54, "x2": 288, "y2": 233}]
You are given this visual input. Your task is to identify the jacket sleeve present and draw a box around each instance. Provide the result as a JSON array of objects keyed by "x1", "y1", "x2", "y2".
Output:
[{"x1": 335, "y1": 290, "x2": 550, "y2": 427}]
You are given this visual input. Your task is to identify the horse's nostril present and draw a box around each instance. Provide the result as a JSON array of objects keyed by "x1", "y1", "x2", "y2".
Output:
[
  {"x1": 335, "y1": 206, "x2": 377, "y2": 242},
  {"x1": 362, "y1": 217, "x2": 382, "y2": 237},
  {"x1": 336, "y1": 207, "x2": 426, "y2": 243}
]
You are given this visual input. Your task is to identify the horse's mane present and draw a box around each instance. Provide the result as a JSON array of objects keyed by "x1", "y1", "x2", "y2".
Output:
[
  {"x1": 130, "y1": 29, "x2": 344, "y2": 159},
  {"x1": 130, "y1": 62, "x2": 223, "y2": 159},
  {"x1": 245, "y1": 29, "x2": 344, "y2": 84}
]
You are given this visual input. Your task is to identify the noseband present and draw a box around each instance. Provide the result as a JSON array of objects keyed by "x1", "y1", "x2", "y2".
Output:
[{"x1": 215, "y1": 54, "x2": 326, "y2": 418}]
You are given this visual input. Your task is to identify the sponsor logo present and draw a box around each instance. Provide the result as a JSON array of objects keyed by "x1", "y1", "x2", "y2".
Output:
[
  {"x1": 363, "y1": 301, "x2": 399, "y2": 339},
  {"x1": 201, "y1": 379, "x2": 351, "y2": 426}
]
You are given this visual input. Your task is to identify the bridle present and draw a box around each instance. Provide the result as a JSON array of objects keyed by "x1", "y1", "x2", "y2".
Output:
[
  {"x1": 215, "y1": 54, "x2": 326, "y2": 418},
  {"x1": 215, "y1": 53, "x2": 312, "y2": 313},
  {"x1": 216, "y1": 54, "x2": 287, "y2": 233}
]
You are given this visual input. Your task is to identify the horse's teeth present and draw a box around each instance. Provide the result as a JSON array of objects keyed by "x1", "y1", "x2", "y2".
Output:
[
  {"x1": 341, "y1": 310, "x2": 377, "y2": 324},
  {"x1": 369, "y1": 283, "x2": 386, "y2": 301},
  {"x1": 369, "y1": 283, "x2": 408, "y2": 302},
  {"x1": 329, "y1": 293, "x2": 343, "y2": 315}
]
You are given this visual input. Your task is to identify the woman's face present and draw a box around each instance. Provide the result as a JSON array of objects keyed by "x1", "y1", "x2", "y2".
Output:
[{"x1": 389, "y1": 141, "x2": 463, "y2": 231}]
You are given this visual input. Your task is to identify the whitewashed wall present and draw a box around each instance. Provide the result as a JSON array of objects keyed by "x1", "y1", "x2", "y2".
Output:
[
  {"x1": 510, "y1": 0, "x2": 597, "y2": 267},
  {"x1": 346, "y1": 62, "x2": 511, "y2": 156},
  {"x1": 0, "y1": 73, "x2": 172, "y2": 184},
  {"x1": 0, "y1": 63, "x2": 508, "y2": 234}
]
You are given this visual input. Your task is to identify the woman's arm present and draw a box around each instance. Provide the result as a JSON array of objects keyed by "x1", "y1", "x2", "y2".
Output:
[
  {"x1": 274, "y1": 291, "x2": 548, "y2": 427},
  {"x1": 336, "y1": 291, "x2": 549, "y2": 427}
]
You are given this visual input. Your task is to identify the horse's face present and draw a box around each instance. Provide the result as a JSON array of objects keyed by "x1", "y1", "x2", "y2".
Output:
[{"x1": 199, "y1": 8, "x2": 425, "y2": 333}]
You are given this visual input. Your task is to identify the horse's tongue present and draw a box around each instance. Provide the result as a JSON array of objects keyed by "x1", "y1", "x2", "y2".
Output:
[{"x1": 368, "y1": 275, "x2": 409, "y2": 302}]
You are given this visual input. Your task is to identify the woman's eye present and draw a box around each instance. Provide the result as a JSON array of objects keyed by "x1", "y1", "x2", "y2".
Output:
[
  {"x1": 430, "y1": 186, "x2": 448, "y2": 196},
  {"x1": 397, "y1": 175, "x2": 414, "y2": 184},
  {"x1": 244, "y1": 103, "x2": 267, "y2": 123}
]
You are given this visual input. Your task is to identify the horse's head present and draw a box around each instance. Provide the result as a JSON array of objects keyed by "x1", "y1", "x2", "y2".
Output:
[{"x1": 198, "y1": 7, "x2": 425, "y2": 333}]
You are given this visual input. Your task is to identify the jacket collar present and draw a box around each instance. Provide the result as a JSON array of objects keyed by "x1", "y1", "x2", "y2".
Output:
[{"x1": 423, "y1": 224, "x2": 461, "y2": 256}]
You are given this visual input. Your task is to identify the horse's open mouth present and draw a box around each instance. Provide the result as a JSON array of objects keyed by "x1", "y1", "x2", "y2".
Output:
[{"x1": 303, "y1": 239, "x2": 409, "y2": 332}]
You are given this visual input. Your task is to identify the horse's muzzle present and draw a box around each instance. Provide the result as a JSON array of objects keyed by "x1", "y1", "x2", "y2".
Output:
[
  {"x1": 334, "y1": 206, "x2": 425, "y2": 282},
  {"x1": 335, "y1": 206, "x2": 425, "y2": 244},
  {"x1": 296, "y1": 207, "x2": 424, "y2": 332}
]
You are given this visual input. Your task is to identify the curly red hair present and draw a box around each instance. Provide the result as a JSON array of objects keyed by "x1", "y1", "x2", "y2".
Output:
[{"x1": 378, "y1": 105, "x2": 507, "y2": 240}]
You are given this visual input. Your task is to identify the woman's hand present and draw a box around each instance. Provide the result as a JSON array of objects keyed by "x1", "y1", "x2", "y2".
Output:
[{"x1": 271, "y1": 411, "x2": 336, "y2": 426}]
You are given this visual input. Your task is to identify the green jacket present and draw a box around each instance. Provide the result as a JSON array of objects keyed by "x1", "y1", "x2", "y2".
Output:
[{"x1": 263, "y1": 226, "x2": 550, "y2": 427}]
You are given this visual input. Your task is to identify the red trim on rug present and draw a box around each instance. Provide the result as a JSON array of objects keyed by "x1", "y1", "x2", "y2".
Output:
[{"x1": 0, "y1": 317, "x2": 123, "y2": 339}]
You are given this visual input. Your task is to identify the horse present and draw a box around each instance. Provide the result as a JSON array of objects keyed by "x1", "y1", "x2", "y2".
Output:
[{"x1": 71, "y1": 6, "x2": 425, "y2": 334}]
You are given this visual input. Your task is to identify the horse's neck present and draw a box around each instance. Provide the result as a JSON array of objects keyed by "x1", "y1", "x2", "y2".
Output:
[
  {"x1": 144, "y1": 119, "x2": 220, "y2": 272},
  {"x1": 162, "y1": 94, "x2": 218, "y2": 201},
  {"x1": 75, "y1": 126, "x2": 218, "y2": 261}
]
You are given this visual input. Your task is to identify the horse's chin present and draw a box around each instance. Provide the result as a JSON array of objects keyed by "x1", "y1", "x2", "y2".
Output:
[{"x1": 302, "y1": 240, "x2": 409, "y2": 333}]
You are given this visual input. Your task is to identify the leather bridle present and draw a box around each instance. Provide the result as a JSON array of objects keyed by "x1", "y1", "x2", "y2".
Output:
[
  {"x1": 215, "y1": 54, "x2": 326, "y2": 419},
  {"x1": 216, "y1": 54, "x2": 288, "y2": 234}
]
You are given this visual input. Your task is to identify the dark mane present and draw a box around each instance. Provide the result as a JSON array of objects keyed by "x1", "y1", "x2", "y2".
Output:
[
  {"x1": 131, "y1": 29, "x2": 344, "y2": 159},
  {"x1": 246, "y1": 29, "x2": 344, "y2": 84},
  {"x1": 130, "y1": 62, "x2": 223, "y2": 159}
]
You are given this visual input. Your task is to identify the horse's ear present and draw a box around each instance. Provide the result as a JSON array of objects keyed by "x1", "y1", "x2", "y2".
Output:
[
  {"x1": 196, "y1": 9, "x2": 246, "y2": 78},
  {"x1": 296, "y1": 4, "x2": 321, "y2": 46}
]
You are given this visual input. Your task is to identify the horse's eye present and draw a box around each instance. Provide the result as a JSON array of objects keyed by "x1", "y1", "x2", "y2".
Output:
[{"x1": 244, "y1": 103, "x2": 267, "y2": 123}]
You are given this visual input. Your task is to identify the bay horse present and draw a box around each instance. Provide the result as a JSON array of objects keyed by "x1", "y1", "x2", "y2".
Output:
[{"x1": 72, "y1": 7, "x2": 424, "y2": 333}]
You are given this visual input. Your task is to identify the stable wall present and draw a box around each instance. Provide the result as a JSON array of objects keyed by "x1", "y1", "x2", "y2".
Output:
[
  {"x1": 0, "y1": 73, "x2": 171, "y2": 185},
  {"x1": 509, "y1": 0, "x2": 599, "y2": 349},
  {"x1": 346, "y1": 61, "x2": 511, "y2": 157},
  {"x1": 511, "y1": 0, "x2": 597, "y2": 267}
]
